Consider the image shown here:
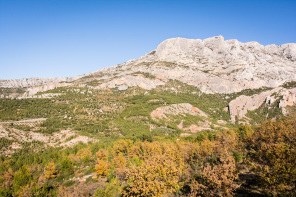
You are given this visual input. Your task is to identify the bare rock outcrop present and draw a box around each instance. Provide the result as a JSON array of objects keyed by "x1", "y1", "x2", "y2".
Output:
[
  {"x1": 97, "y1": 74, "x2": 165, "y2": 90},
  {"x1": 1, "y1": 37, "x2": 264, "y2": 96},
  {"x1": 0, "y1": 123, "x2": 98, "y2": 156},
  {"x1": 151, "y1": 103, "x2": 208, "y2": 120},
  {"x1": 229, "y1": 87, "x2": 296, "y2": 122},
  {"x1": 152, "y1": 36, "x2": 296, "y2": 93},
  {"x1": 2, "y1": 36, "x2": 296, "y2": 95},
  {"x1": 278, "y1": 88, "x2": 296, "y2": 115},
  {"x1": 86, "y1": 36, "x2": 296, "y2": 94},
  {"x1": 22, "y1": 93, "x2": 63, "y2": 99},
  {"x1": 0, "y1": 75, "x2": 83, "y2": 88},
  {"x1": 20, "y1": 82, "x2": 70, "y2": 98},
  {"x1": 177, "y1": 120, "x2": 212, "y2": 133}
]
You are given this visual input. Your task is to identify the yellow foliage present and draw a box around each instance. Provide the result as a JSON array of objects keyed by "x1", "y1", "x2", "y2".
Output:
[
  {"x1": 95, "y1": 159, "x2": 110, "y2": 178},
  {"x1": 112, "y1": 139, "x2": 133, "y2": 155},
  {"x1": 112, "y1": 153, "x2": 126, "y2": 168},
  {"x1": 127, "y1": 144, "x2": 141, "y2": 158},
  {"x1": 96, "y1": 148, "x2": 108, "y2": 160},
  {"x1": 112, "y1": 153, "x2": 128, "y2": 181},
  {"x1": 122, "y1": 154, "x2": 187, "y2": 197},
  {"x1": 44, "y1": 162, "x2": 58, "y2": 180},
  {"x1": 197, "y1": 138, "x2": 215, "y2": 157},
  {"x1": 75, "y1": 147, "x2": 92, "y2": 161}
]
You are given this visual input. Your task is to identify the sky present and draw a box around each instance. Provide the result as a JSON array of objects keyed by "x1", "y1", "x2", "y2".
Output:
[{"x1": 0, "y1": 0, "x2": 296, "y2": 79}]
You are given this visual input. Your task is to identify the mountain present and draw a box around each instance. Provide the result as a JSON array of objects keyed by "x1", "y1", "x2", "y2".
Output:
[
  {"x1": 1, "y1": 36, "x2": 296, "y2": 196},
  {"x1": 2, "y1": 35, "x2": 296, "y2": 93},
  {"x1": 1, "y1": 36, "x2": 296, "y2": 122}
]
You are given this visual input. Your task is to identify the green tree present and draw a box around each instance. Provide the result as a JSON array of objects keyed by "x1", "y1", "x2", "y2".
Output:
[{"x1": 13, "y1": 166, "x2": 32, "y2": 192}]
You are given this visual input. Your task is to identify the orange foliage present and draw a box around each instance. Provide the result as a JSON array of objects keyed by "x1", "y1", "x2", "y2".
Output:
[
  {"x1": 191, "y1": 154, "x2": 239, "y2": 196},
  {"x1": 96, "y1": 148, "x2": 108, "y2": 160},
  {"x1": 95, "y1": 159, "x2": 110, "y2": 178},
  {"x1": 2, "y1": 168, "x2": 14, "y2": 188},
  {"x1": 122, "y1": 154, "x2": 187, "y2": 197},
  {"x1": 112, "y1": 139, "x2": 133, "y2": 155}
]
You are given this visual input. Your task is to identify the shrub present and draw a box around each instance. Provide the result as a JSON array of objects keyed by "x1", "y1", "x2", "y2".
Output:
[
  {"x1": 12, "y1": 166, "x2": 32, "y2": 192},
  {"x1": 246, "y1": 118, "x2": 296, "y2": 195},
  {"x1": 122, "y1": 154, "x2": 186, "y2": 197},
  {"x1": 44, "y1": 162, "x2": 58, "y2": 180}
]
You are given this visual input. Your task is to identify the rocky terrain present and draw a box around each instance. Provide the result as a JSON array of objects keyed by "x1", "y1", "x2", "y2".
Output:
[
  {"x1": 1, "y1": 36, "x2": 296, "y2": 196},
  {"x1": 85, "y1": 35, "x2": 296, "y2": 94},
  {"x1": 1, "y1": 35, "x2": 296, "y2": 131},
  {"x1": 0, "y1": 118, "x2": 98, "y2": 156},
  {"x1": 151, "y1": 103, "x2": 208, "y2": 120},
  {"x1": 0, "y1": 76, "x2": 79, "y2": 88},
  {"x1": 2, "y1": 36, "x2": 296, "y2": 92},
  {"x1": 229, "y1": 87, "x2": 296, "y2": 122}
]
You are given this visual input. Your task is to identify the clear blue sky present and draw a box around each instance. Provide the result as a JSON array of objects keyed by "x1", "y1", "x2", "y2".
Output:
[{"x1": 0, "y1": 0, "x2": 295, "y2": 79}]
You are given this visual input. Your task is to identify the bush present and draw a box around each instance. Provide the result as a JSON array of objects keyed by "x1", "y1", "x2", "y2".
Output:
[
  {"x1": 246, "y1": 118, "x2": 296, "y2": 195},
  {"x1": 12, "y1": 166, "x2": 31, "y2": 192}
]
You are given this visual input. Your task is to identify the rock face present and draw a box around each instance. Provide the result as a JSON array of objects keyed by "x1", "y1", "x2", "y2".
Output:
[
  {"x1": 97, "y1": 74, "x2": 165, "y2": 91},
  {"x1": 0, "y1": 123, "x2": 98, "y2": 156},
  {"x1": 0, "y1": 75, "x2": 83, "y2": 88},
  {"x1": 278, "y1": 88, "x2": 296, "y2": 115},
  {"x1": 1, "y1": 36, "x2": 296, "y2": 95},
  {"x1": 151, "y1": 103, "x2": 208, "y2": 120},
  {"x1": 86, "y1": 35, "x2": 296, "y2": 94},
  {"x1": 1, "y1": 35, "x2": 296, "y2": 121},
  {"x1": 20, "y1": 82, "x2": 70, "y2": 98},
  {"x1": 229, "y1": 87, "x2": 296, "y2": 122}
]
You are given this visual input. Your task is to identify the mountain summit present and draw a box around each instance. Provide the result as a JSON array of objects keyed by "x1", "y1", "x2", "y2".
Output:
[
  {"x1": 1, "y1": 35, "x2": 296, "y2": 94},
  {"x1": 1, "y1": 36, "x2": 296, "y2": 196},
  {"x1": 1, "y1": 36, "x2": 296, "y2": 123}
]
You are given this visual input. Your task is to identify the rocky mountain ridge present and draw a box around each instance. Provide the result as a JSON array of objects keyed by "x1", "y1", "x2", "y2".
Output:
[
  {"x1": 0, "y1": 75, "x2": 85, "y2": 89},
  {"x1": 106, "y1": 36, "x2": 296, "y2": 94},
  {"x1": 1, "y1": 35, "x2": 296, "y2": 123},
  {"x1": 2, "y1": 36, "x2": 296, "y2": 93}
]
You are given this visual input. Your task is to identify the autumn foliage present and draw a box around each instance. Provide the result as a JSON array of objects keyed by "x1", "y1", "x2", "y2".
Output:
[
  {"x1": 93, "y1": 135, "x2": 241, "y2": 196},
  {"x1": 1, "y1": 118, "x2": 296, "y2": 196},
  {"x1": 44, "y1": 162, "x2": 58, "y2": 180},
  {"x1": 246, "y1": 118, "x2": 296, "y2": 195}
]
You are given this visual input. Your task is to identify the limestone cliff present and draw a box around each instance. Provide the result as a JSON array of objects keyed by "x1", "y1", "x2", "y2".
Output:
[
  {"x1": 2, "y1": 36, "x2": 295, "y2": 94},
  {"x1": 85, "y1": 36, "x2": 296, "y2": 94},
  {"x1": 1, "y1": 36, "x2": 296, "y2": 121}
]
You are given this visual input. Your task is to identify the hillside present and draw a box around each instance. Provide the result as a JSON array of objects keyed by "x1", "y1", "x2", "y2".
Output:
[{"x1": 0, "y1": 36, "x2": 296, "y2": 196}]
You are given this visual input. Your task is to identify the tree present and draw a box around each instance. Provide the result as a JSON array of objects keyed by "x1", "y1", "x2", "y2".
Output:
[
  {"x1": 44, "y1": 162, "x2": 58, "y2": 180},
  {"x1": 246, "y1": 119, "x2": 296, "y2": 195},
  {"x1": 96, "y1": 148, "x2": 108, "y2": 160},
  {"x1": 3, "y1": 168, "x2": 14, "y2": 188},
  {"x1": 191, "y1": 154, "x2": 239, "y2": 196},
  {"x1": 13, "y1": 166, "x2": 32, "y2": 192},
  {"x1": 122, "y1": 154, "x2": 186, "y2": 197},
  {"x1": 95, "y1": 159, "x2": 110, "y2": 178}
]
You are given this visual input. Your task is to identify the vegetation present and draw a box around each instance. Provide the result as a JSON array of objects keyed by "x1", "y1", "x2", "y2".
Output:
[
  {"x1": 0, "y1": 83, "x2": 295, "y2": 196},
  {"x1": 281, "y1": 81, "x2": 296, "y2": 89},
  {"x1": 246, "y1": 119, "x2": 296, "y2": 195},
  {"x1": 246, "y1": 99, "x2": 284, "y2": 124},
  {"x1": 0, "y1": 117, "x2": 295, "y2": 196}
]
